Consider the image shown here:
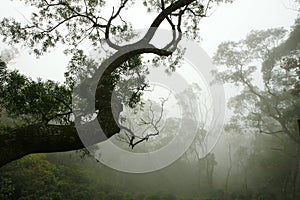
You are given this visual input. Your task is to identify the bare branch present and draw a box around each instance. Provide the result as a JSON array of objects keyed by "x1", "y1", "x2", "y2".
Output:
[{"x1": 118, "y1": 92, "x2": 171, "y2": 148}]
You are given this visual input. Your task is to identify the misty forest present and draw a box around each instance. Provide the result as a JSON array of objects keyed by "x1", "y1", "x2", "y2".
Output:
[{"x1": 0, "y1": 0, "x2": 300, "y2": 199}]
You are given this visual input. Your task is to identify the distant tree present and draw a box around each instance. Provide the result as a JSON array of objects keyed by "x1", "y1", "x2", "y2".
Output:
[
  {"x1": 213, "y1": 25, "x2": 300, "y2": 145},
  {"x1": 177, "y1": 83, "x2": 217, "y2": 190},
  {"x1": 213, "y1": 21, "x2": 300, "y2": 200}
]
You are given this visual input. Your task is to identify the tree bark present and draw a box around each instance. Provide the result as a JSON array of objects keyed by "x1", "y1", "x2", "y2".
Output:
[{"x1": 0, "y1": 124, "x2": 81, "y2": 167}]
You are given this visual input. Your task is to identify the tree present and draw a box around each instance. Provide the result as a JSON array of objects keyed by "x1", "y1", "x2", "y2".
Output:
[
  {"x1": 0, "y1": 0, "x2": 231, "y2": 167},
  {"x1": 213, "y1": 25, "x2": 300, "y2": 145},
  {"x1": 178, "y1": 83, "x2": 218, "y2": 190},
  {"x1": 212, "y1": 21, "x2": 300, "y2": 200}
]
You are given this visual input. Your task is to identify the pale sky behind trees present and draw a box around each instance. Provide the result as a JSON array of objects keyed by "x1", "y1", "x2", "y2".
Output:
[{"x1": 0, "y1": 0, "x2": 298, "y2": 82}]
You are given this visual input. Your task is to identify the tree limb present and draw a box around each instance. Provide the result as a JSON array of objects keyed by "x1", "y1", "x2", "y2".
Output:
[
  {"x1": 0, "y1": 0, "x2": 200, "y2": 168},
  {"x1": 0, "y1": 123, "x2": 82, "y2": 167}
]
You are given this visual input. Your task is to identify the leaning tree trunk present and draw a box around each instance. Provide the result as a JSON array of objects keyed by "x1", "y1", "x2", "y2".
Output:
[{"x1": 0, "y1": 0, "x2": 197, "y2": 168}]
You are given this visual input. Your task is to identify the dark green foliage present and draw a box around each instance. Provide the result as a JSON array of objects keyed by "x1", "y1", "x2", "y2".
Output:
[
  {"x1": 0, "y1": 67, "x2": 72, "y2": 125},
  {"x1": 0, "y1": 154, "x2": 186, "y2": 200},
  {"x1": 0, "y1": 154, "x2": 91, "y2": 200}
]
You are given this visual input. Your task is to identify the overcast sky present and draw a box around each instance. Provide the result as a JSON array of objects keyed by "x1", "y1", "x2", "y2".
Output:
[{"x1": 0, "y1": 0, "x2": 298, "y2": 82}]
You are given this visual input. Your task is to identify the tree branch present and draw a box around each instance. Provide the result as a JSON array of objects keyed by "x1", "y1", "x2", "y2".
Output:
[
  {"x1": 105, "y1": 0, "x2": 129, "y2": 50},
  {"x1": 141, "y1": 0, "x2": 195, "y2": 44},
  {"x1": 118, "y1": 93, "x2": 170, "y2": 148},
  {"x1": 0, "y1": 124, "x2": 81, "y2": 167},
  {"x1": 0, "y1": 0, "x2": 202, "y2": 168}
]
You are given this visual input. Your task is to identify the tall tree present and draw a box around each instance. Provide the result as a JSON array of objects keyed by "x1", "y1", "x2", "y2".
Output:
[{"x1": 0, "y1": 0, "x2": 231, "y2": 167}]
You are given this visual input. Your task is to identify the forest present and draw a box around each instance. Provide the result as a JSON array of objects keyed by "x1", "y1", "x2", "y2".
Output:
[{"x1": 0, "y1": 0, "x2": 300, "y2": 199}]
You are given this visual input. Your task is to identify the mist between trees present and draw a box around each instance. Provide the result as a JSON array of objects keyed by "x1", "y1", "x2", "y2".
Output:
[{"x1": 0, "y1": 0, "x2": 300, "y2": 200}]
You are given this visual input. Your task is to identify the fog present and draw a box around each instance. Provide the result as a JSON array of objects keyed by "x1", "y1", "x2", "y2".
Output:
[{"x1": 0, "y1": 0, "x2": 299, "y2": 200}]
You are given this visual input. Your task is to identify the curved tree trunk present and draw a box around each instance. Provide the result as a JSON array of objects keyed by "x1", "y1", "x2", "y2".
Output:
[{"x1": 0, "y1": 0, "x2": 196, "y2": 168}]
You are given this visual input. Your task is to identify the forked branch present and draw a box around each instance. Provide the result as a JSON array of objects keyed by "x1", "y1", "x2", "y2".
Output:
[{"x1": 118, "y1": 93, "x2": 170, "y2": 148}]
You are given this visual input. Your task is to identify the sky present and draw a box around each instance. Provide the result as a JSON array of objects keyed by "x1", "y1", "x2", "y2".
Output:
[
  {"x1": 199, "y1": 0, "x2": 298, "y2": 55},
  {"x1": 0, "y1": 0, "x2": 298, "y2": 82}
]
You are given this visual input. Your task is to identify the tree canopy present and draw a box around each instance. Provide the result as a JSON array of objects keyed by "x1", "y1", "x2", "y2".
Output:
[{"x1": 213, "y1": 21, "x2": 300, "y2": 144}]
